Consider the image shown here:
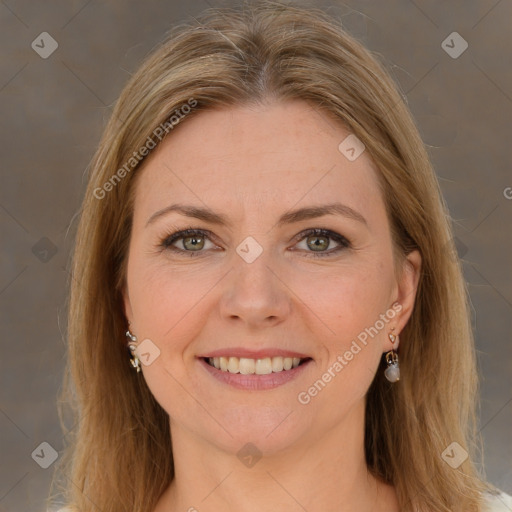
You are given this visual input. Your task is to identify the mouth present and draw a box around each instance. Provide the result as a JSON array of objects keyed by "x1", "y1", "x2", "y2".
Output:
[{"x1": 202, "y1": 356, "x2": 313, "y2": 375}]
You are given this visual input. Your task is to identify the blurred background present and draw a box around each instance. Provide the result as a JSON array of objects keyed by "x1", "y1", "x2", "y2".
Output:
[{"x1": 0, "y1": 1, "x2": 511, "y2": 511}]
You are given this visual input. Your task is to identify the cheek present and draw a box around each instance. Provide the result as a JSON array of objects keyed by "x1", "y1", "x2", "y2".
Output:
[
  {"x1": 126, "y1": 259, "x2": 205, "y2": 416},
  {"x1": 304, "y1": 260, "x2": 394, "y2": 378},
  {"x1": 126, "y1": 255, "x2": 220, "y2": 369},
  {"x1": 128, "y1": 255, "x2": 193, "y2": 327},
  {"x1": 315, "y1": 263, "x2": 393, "y2": 330}
]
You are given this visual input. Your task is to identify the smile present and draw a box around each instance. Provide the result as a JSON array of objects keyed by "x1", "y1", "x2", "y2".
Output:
[{"x1": 204, "y1": 356, "x2": 311, "y2": 375}]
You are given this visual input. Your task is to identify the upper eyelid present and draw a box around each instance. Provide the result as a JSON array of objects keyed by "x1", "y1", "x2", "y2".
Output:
[{"x1": 290, "y1": 229, "x2": 348, "y2": 247}]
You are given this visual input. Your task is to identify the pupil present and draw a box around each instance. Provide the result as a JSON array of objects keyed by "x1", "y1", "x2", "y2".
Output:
[
  {"x1": 308, "y1": 235, "x2": 328, "y2": 251},
  {"x1": 184, "y1": 236, "x2": 204, "y2": 250}
]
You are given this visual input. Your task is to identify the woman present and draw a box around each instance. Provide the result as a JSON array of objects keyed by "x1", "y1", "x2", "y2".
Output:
[{"x1": 49, "y1": 1, "x2": 511, "y2": 511}]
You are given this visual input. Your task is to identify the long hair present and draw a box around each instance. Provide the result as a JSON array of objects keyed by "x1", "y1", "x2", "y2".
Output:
[{"x1": 49, "y1": 2, "x2": 497, "y2": 511}]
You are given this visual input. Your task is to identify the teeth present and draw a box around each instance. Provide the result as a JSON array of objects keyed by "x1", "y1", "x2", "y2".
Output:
[
  {"x1": 227, "y1": 357, "x2": 239, "y2": 373},
  {"x1": 240, "y1": 358, "x2": 255, "y2": 374},
  {"x1": 272, "y1": 356, "x2": 284, "y2": 372},
  {"x1": 255, "y1": 358, "x2": 272, "y2": 374},
  {"x1": 207, "y1": 356, "x2": 305, "y2": 374}
]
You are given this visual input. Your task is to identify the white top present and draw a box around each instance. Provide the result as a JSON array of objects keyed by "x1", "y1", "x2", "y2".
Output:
[
  {"x1": 52, "y1": 490, "x2": 512, "y2": 511},
  {"x1": 482, "y1": 490, "x2": 512, "y2": 511}
]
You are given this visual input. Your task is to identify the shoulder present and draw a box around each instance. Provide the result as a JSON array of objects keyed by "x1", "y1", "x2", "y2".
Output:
[{"x1": 481, "y1": 489, "x2": 512, "y2": 511}]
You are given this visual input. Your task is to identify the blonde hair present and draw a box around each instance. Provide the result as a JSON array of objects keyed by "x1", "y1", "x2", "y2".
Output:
[{"x1": 49, "y1": 1, "x2": 498, "y2": 511}]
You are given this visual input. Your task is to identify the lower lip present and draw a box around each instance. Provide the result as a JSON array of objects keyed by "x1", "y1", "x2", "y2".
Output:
[{"x1": 197, "y1": 357, "x2": 313, "y2": 390}]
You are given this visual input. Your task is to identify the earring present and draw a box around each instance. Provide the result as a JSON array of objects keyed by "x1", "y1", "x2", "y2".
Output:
[
  {"x1": 384, "y1": 329, "x2": 400, "y2": 382},
  {"x1": 126, "y1": 328, "x2": 141, "y2": 373}
]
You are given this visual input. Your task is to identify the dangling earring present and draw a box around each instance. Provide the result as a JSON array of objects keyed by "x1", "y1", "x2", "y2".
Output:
[
  {"x1": 384, "y1": 328, "x2": 400, "y2": 382},
  {"x1": 126, "y1": 327, "x2": 141, "y2": 373}
]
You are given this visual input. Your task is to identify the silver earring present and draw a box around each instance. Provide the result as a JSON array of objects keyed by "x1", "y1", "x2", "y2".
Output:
[
  {"x1": 126, "y1": 328, "x2": 141, "y2": 373},
  {"x1": 384, "y1": 330, "x2": 400, "y2": 382}
]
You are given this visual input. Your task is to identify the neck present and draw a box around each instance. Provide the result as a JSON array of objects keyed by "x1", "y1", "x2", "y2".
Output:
[{"x1": 155, "y1": 399, "x2": 397, "y2": 512}]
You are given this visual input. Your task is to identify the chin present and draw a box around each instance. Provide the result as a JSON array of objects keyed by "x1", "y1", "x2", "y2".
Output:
[{"x1": 206, "y1": 408, "x2": 308, "y2": 457}]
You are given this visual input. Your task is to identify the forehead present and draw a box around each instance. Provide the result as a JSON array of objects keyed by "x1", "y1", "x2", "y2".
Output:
[{"x1": 132, "y1": 100, "x2": 386, "y2": 225}]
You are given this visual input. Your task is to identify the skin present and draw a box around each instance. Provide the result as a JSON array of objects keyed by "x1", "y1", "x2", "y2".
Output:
[{"x1": 123, "y1": 99, "x2": 421, "y2": 512}]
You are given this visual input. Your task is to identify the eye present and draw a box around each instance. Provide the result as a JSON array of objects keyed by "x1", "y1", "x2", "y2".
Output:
[
  {"x1": 158, "y1": 227, "x2": 351, "y2": 258},
  {"x1": 160, "y1": 228, "x2": 217, "y2": 256},
  {"x1": 293, "y1": 228, "x2": 351, "y2": 257}
]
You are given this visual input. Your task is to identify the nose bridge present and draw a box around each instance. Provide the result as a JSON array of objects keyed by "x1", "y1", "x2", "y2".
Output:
[{"x1": 220, "y1": 243, "x2": 290, "y2": 326}]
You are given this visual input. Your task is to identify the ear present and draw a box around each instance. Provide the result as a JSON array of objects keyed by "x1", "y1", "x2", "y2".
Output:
[
  {"x1": 122, "y1": 283, "x2": 134, "y2": 326},
  {"x1": 392, "y1": 249, "x2": 422, "y2": 336}
]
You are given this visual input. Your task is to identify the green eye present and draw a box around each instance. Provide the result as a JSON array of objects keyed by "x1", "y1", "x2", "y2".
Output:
[
  {"x1": 160, "y1": 227, "x2": 351, "y2": 258},
  {"x1": 294, "y1": 228, "x2": 351, "y2": 257}
]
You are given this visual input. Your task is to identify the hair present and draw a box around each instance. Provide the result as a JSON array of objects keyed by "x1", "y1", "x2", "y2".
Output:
[{"x1": 48, "y1": 1, "x2": 499, "y2": 511}]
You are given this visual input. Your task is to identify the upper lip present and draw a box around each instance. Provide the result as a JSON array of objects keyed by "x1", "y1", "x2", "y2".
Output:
[{"x1": 198, "y1": 347, "x2": 311, "y2": 359}]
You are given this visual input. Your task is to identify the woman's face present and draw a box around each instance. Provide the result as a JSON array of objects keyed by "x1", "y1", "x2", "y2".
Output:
[{"x1": 123, "y1": 99, "x2": 420, "y2": 455}]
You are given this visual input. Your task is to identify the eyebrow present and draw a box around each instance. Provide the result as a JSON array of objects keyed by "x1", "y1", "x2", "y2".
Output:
[{"x1": 145, "y1": 202, "x2": 368, "y2": 228}]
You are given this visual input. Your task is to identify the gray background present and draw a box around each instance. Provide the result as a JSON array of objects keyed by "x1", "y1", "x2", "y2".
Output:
[{"x1": 1, "y1": 1, "x2": 511, "y2": 511}]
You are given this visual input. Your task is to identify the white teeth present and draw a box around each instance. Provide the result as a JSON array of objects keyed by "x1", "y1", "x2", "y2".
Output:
[
  {"x1": 272, "y1": 356, "x2": 284, "y2": 372},
  {"x1": 206, "y1": 355, "x2": 306, "y2": 374},
  {"x1": 239, "y1": 358, "x2": 255, "y2": 375},
  {"x1": 255, "y1": 358, "x2": 272, "y2": 375},
  {"x1": 227, "y1": 356, "x2": 240, "y2": 373}
]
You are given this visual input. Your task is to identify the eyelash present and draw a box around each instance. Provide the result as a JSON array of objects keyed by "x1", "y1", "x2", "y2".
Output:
[{"x1": 158, "y1": 227, "x2": 351, "y2": 258}]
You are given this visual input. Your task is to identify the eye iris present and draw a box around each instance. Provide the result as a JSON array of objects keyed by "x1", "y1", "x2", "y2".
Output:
[
  {"x1": 183, "y1": 235, "x2": 204, "y2": 251},
  {"x1": 307, "y1": 234, "x2": 329, "y2": 251}
]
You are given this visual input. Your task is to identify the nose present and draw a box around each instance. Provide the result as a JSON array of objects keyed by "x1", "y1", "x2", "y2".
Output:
[{"x1": 219, "y1": 251, "x2": 291, "y2": 329}]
